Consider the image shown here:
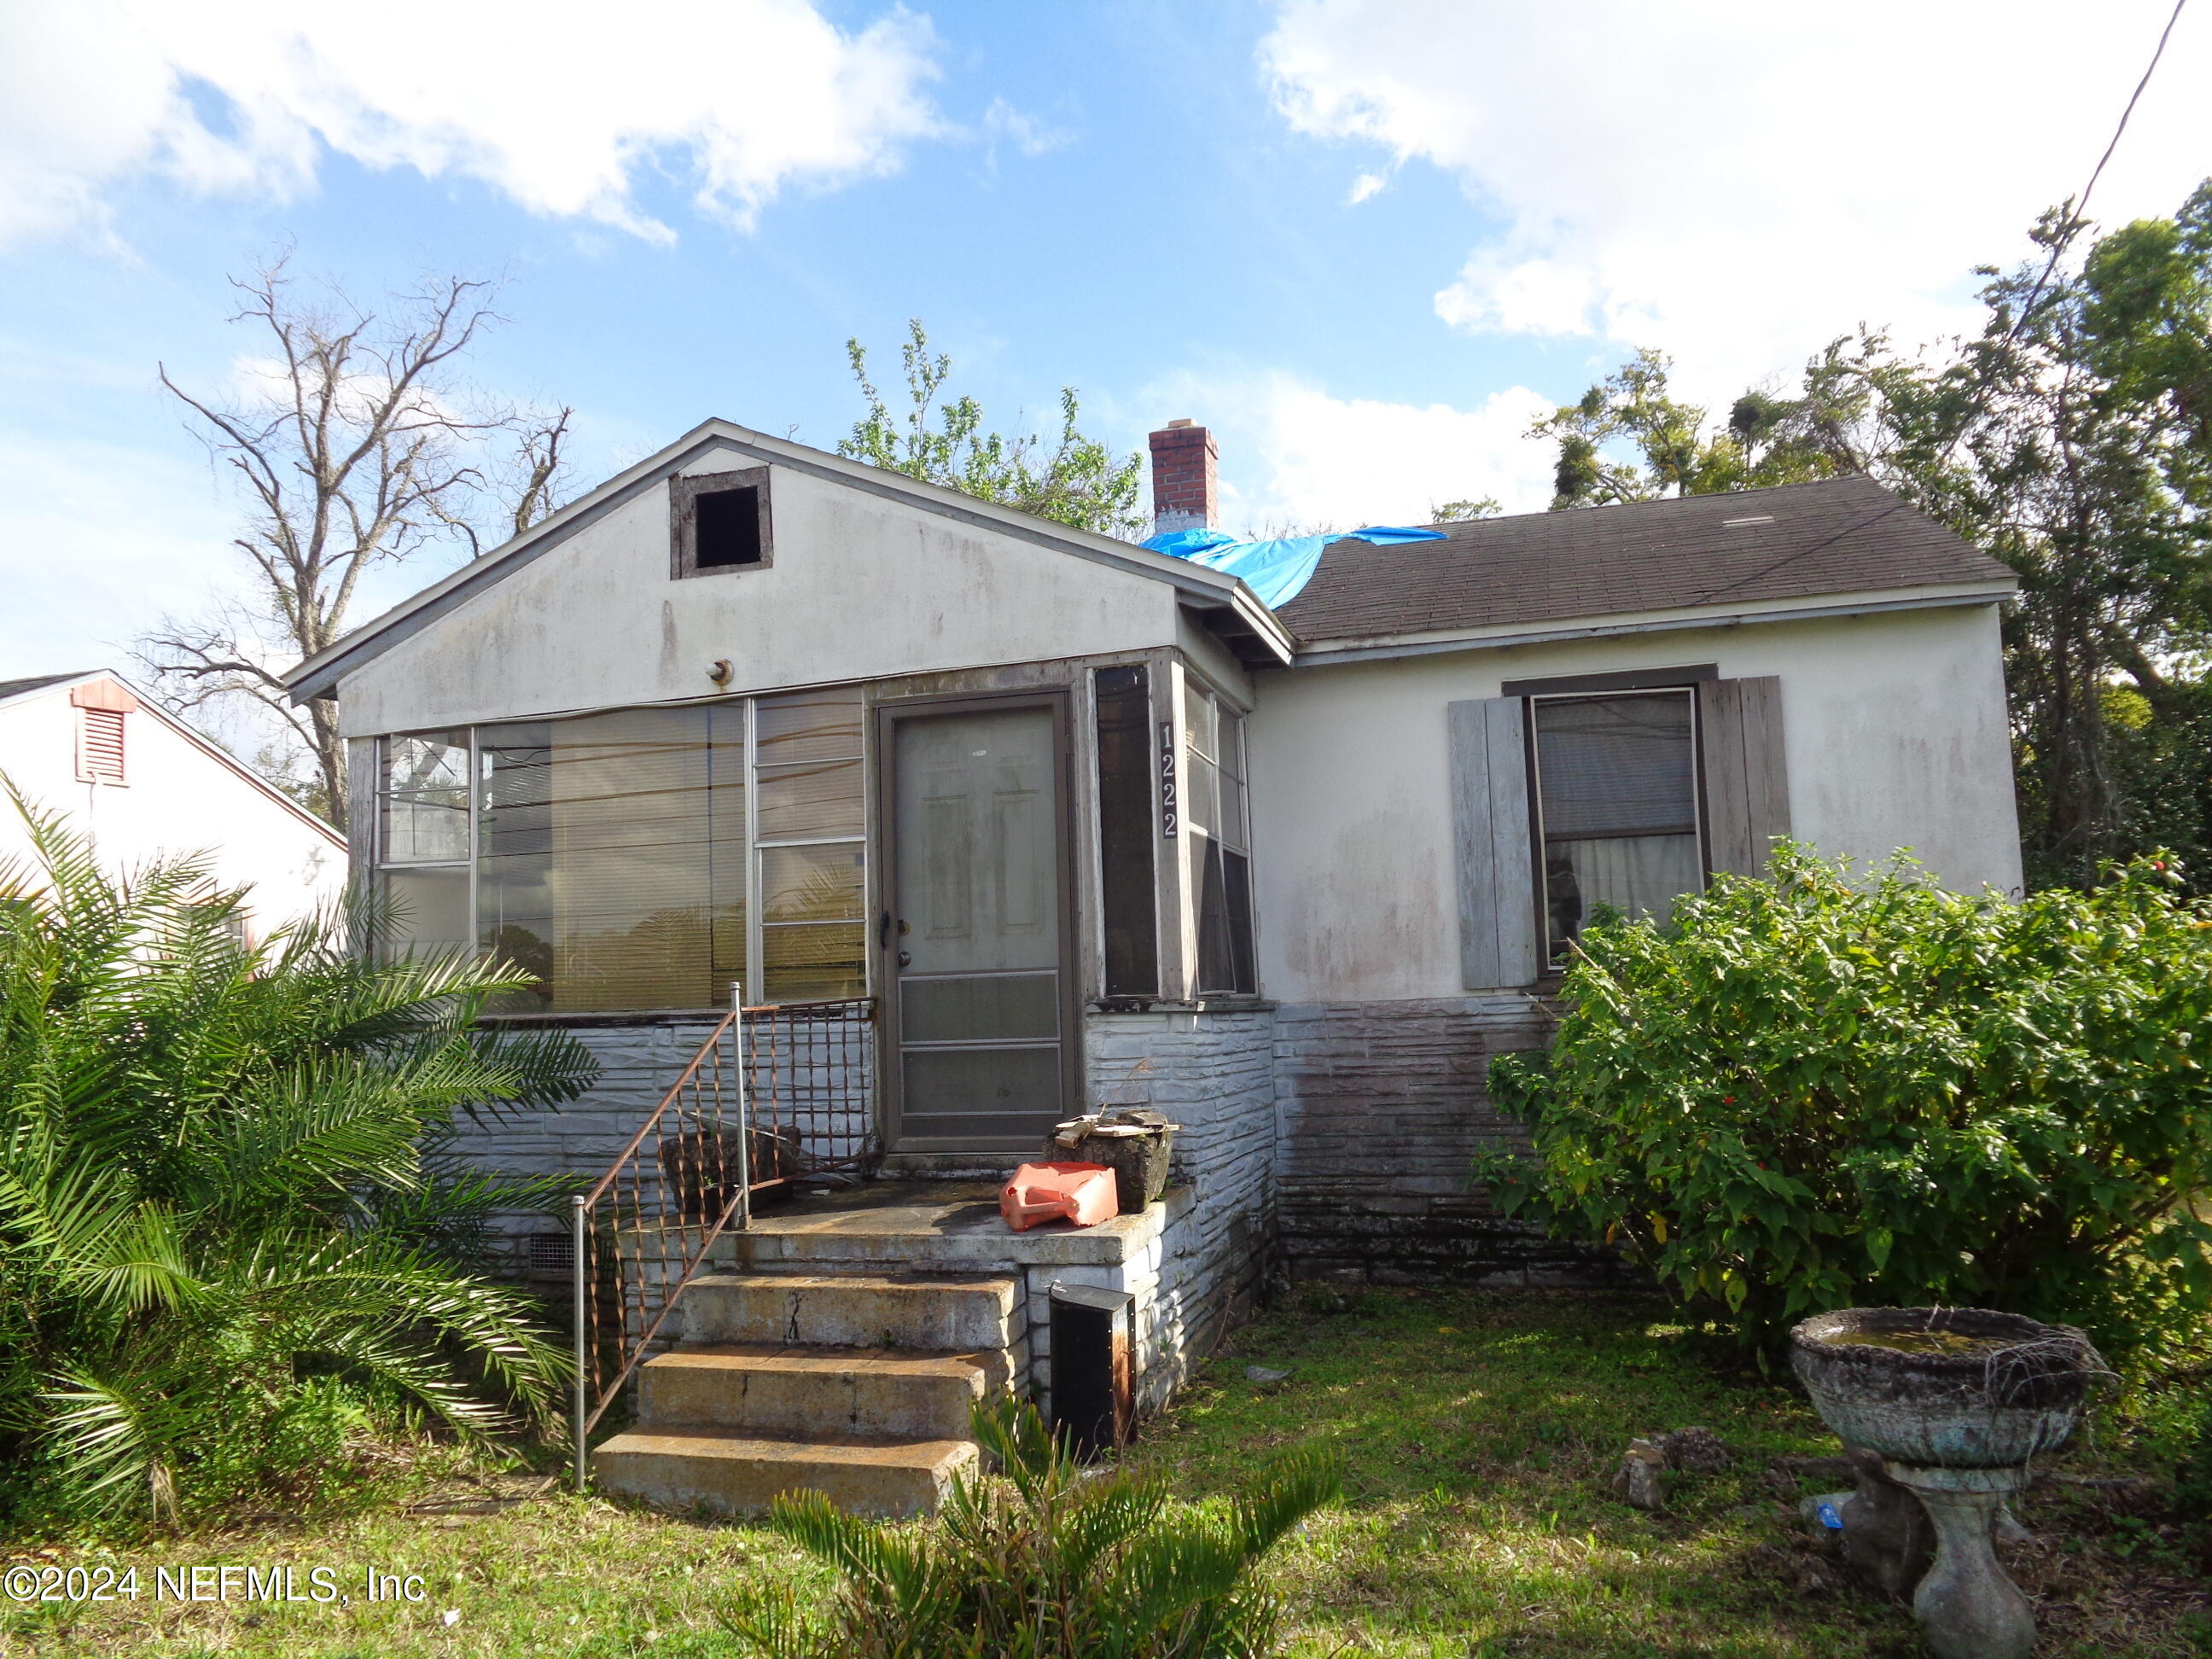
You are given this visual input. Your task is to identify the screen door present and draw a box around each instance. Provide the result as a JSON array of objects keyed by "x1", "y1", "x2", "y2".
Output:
[{"x1": 882, "y1": 698, "x2": 1075, "y2": 1151}]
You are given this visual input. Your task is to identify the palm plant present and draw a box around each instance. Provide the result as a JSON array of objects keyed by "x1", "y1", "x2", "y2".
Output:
[
  {"x1": 0, "y1": 789, "x2": 596, "y2": 1523},
  {"x1": 727, "y1": 1394, "x2": 1340, "y2": 1659}
]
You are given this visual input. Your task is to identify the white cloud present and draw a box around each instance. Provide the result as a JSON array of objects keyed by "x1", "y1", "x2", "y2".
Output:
[
  {"x1": 1261, "y1": 0, "x2": 2212, "y2": 399},
  {"x1": 1346, "y1": 169, "x2": 1389, "y2": 206},
  {"x1": 1149, "y1": 371, "x2": 1557, "y2": 532},
  {"x1": 0, "y1": 0, "x2": 945, "y2": 245},
  {"x1": 981, "y1": 98, "x2": 1071, "y2": 160}
]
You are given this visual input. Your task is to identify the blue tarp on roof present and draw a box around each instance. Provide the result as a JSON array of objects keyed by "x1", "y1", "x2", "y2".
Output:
[{"x1": 1140, "y1": 525, "x2": 1446, "y2": 609}]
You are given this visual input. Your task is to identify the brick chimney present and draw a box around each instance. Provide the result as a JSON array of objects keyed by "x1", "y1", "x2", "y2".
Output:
[{"x1": 1148, "y1": 419, "x2": 1217, "y2": 536}]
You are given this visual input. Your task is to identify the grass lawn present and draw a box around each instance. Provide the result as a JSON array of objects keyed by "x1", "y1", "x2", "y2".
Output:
[{"x1": 6, "y1": 1288, "x2": 2206, "y2": 1657}]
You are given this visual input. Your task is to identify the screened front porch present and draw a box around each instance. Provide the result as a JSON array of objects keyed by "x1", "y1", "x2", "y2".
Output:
[{"x1": 362, "y1": 652, "x2": 1258, "y2": 1156}]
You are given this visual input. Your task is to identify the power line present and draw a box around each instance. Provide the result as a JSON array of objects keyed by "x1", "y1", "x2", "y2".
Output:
[{"x1": 2006, "y1": 0, "x2": 2190, "y2": 342}]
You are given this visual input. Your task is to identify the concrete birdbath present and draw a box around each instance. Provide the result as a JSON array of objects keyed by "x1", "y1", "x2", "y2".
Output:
[{"x1": 1790, "y1": 1307, "x2": 2104, "y2": 1659}]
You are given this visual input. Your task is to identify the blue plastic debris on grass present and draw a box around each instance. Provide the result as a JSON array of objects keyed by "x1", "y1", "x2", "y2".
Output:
[{"x1": 1139, "y1": 524, "x2": 1446, "y2": 609}]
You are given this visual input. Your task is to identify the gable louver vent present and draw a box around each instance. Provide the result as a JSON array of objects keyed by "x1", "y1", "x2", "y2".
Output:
[{"x1": 69, "y1": 678, "x2": 139, "y2": 784}]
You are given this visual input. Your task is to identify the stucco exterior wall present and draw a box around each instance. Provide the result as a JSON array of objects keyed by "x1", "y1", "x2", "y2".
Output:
[
  {"x1": 1246, "y1": 602, "x2": 2022, "y2": 1004},
  {"x1": 338, "y1": 449, "x2": 1185, "y2": 737},
  {"x1": 0, "y1": 684, "x2": 344, "y2": 940}
]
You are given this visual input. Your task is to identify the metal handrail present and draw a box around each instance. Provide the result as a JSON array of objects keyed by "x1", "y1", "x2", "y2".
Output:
[{"x1": 568, "y1": 988, "x2": 877, "y2": 1488}]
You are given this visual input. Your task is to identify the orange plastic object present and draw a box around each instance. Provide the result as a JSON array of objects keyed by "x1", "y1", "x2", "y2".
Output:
[{"x1": 999, "y1": 1161, "x2": 1119, "y2": 1231}]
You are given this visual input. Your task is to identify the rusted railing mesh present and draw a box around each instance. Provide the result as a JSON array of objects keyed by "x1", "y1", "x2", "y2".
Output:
[{"x1": 570, "y1": 996, "x2": 876, "y2": 1462}]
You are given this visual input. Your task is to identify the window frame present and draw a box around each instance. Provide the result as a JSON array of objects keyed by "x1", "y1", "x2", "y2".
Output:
[
  {"x1": 670, "y1": 466, "x2": 775, "y2": 580},
  {"x1": 1524, "y1": 684, "x2": 1709, "y2": 969}
]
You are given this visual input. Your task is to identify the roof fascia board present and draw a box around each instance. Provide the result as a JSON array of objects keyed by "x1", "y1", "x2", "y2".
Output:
[
  {"x1": 1179, "y1": 587, "x2": 1296, "y2": 666},
  {"x1": 1288, "y1": 584, "x2": 2017, "y2": 669},
  {"x1": 3, "y1": 671, "x2": 345, "y2": 847},
  {"x1": 286, "y1": 420, "x2": 1253, "y2": 703}
]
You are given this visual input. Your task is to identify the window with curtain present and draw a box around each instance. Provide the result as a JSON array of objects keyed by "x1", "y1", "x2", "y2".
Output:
[
  {"x1": 1185, "y1": 684, "x2": 1256, "y2": 995},
  {"x1": 1530, "y1": 690, "x2": 1703, "y2": 965},
  {"x1": 377, "y1": 688, "x2": 867, "y2": 1014}
]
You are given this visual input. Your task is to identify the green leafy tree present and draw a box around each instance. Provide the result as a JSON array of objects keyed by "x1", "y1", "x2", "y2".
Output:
[
  {"x1": 841, "y1": 319, "x2": 1146, "y2": 538},
  {"x1": 0, "y1": 791, "x2": 594, "y2": 1524},
  {"x1": 728, "y1": 1394, "x2": 1339, "y2": 1658},
  {"x1": 1870, "y1": 185, "x2": 2212, "y2": 888},
  {"x1": 1534, "y1": 183, "x2": 2212, "y2": 889},
  {"x1": 1533, "y1": 341, "x2": 1875, "y2": 509},
  {"x1": 1482, "y1": 845, "x2": 2212, "y2": 1370}
]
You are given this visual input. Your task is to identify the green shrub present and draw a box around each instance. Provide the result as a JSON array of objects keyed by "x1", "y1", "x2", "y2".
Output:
[
  {"x1": 2178, "y1": 1397, "x2": 2212, "y2": 1524},
  {"x1": 726, "y1": 1394, "x2": 1340, "y2": 1658},
  {"x1": 0, "y1": 790, "x2": 597, "y2": 1524},
  {"x1": 1482, "y1": 844, "x2": 2212, "y2": 1367}
]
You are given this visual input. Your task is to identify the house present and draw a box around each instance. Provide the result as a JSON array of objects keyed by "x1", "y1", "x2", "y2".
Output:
[
  {"x1": 0, "y1": 670, "x2": 345, "y2": 938},
  {"x1": 282, "y1": 418, "x2": 2019, "y2": 1512}
]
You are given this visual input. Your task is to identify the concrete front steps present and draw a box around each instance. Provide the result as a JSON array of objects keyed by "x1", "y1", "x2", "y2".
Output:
[{"x1": 592, "y1": 1272, "x2": 1018, "y2": 1518}]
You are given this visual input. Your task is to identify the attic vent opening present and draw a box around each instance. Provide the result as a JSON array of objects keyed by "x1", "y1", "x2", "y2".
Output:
[
  {"x1": 696, "y1": 486, "x2": 765, "y2": 568},
  {"x1": 671, "y1": 466, "x2": 774, "y2": 580}
]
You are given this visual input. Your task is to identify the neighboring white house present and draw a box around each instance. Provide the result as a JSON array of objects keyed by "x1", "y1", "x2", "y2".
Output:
[
  {"x1": 0, "y1": 670, "x2": 346, "y2": 940},
  {"x1": 280, "y1": 416, "x2": 2022, "y2": 1419}
]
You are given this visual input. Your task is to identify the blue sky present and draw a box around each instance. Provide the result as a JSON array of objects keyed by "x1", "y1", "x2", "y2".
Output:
[{"x1": 4, "y1": 0, "x2": 2210, "y2": 702}]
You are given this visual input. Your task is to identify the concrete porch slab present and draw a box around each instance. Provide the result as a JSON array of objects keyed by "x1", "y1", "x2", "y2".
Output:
[{"x1": 710, "y1": 1179, "x2": 1190, "y2": 1272}]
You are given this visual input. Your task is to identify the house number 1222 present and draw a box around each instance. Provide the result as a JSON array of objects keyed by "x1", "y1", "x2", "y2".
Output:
[{"x1": 1158, "y1": 720, "x2": 1178, "y2": 839}]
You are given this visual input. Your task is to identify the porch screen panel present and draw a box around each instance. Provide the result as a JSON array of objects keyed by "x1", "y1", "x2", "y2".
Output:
[
  {"x1": 376, "y1": 731, "x2": 472, "y2": 959},
  {"x1": 1094, "y1": 666, "x2": 1159, "y2": 998},
  {"x1": 1188, "y1": 688, "x2": 1255, "y2": 995},
  {"x1": 1531, "y1": 690, "x2": 1702, "y2": 965},
  {"x1": 756, "y1": 687, "x2": 866, "y2": 1001},
  {"x1": 476, "y1": 706, "x2": 746, "y2": 1012}
]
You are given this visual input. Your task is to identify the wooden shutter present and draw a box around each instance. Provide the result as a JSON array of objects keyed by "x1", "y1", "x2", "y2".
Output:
[
  {"x1": 1697, "y1": 676, "x2": 1791, "y2": 876},
  {"x1": 1449, "y1": 697, "x2": 1540, "y2": 988}
]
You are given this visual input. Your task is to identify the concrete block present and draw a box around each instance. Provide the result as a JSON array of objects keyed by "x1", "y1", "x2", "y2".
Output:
[
  {"x1": 681, "y1": 1273, "x2": 1018, "y2": 1352},
  {"x1": 637, "y1": 1344, "x2": 999, "y2": 1439},
  {"x1": 593, "y1": 1429, "x2": 975, "y2": 1518}
]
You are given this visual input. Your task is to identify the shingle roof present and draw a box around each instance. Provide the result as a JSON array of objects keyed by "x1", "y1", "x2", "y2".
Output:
[
  {"x1": 1273, "y1": 476, "x2": 2014, "y2": 645},
  {"x1": 0, "y1": 672, "x2": 86, "y2": 703}
]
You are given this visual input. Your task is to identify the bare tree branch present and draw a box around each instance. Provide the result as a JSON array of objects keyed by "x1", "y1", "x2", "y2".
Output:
[{"x1": 138, "y1": 254, "x2": 573, "y2": 828}]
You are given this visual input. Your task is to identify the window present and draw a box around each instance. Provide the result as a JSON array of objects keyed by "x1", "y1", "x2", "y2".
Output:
[
  {"x1": 377, "y1": 688, "x2": 866, "y2": 1013},
  {"x1": 75, "y1": 707, "x2": 126, "y2": 783},
  {"x1": 671, "y1": 468, "x2": 772, "y2": 578},
  {"x1": 1185, "y1": 684, "x2": 1256, "y2": 995},
  {"x1": 1529, "y1": 690, "x2": 1703, "y2": 965}
]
